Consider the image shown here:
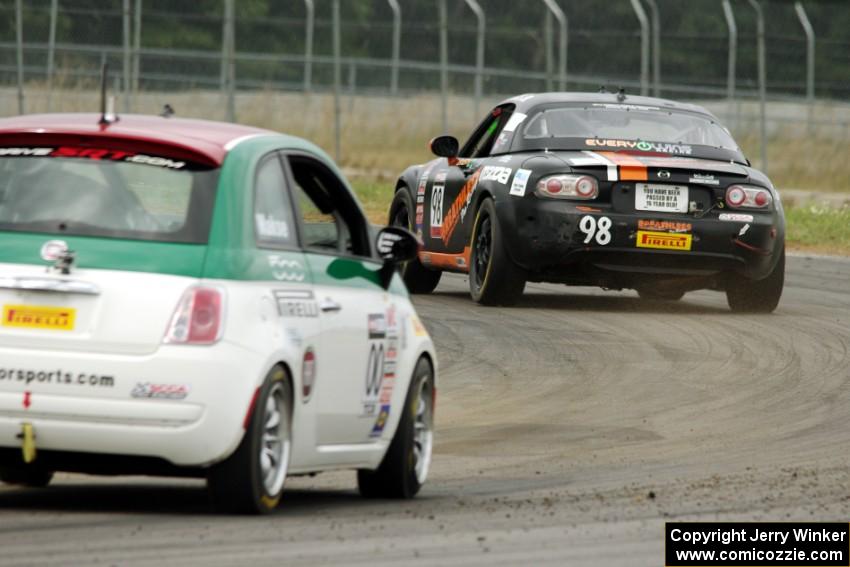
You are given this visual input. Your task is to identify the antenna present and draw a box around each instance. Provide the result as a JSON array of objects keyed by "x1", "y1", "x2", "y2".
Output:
[{"x1": 98, "y1": 62, "x2": 117, "y2": 125}]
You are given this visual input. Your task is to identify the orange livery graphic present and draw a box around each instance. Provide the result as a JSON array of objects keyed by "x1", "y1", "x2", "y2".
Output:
[{"x1": 441, "y1": 168, "x2": 482, "y2": 246}]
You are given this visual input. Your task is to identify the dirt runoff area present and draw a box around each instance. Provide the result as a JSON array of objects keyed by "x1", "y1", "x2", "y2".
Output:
[{"x1": 1, "y1": 255, "x2": 849, "y2": 566}]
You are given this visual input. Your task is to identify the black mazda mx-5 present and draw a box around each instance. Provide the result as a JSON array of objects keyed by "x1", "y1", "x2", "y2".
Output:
[{"x1": 390, "y1": 92, "x2": 785, "y2": 312}]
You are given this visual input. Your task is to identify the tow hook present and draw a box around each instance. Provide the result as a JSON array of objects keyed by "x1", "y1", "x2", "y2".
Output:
[{"x1": 15, "y1": 423, "x2": 37, "y2": 463}]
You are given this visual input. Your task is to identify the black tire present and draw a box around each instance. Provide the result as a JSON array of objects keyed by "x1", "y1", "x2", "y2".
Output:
[
  {"x1": 468, "y1": 198, "x2": 526, "y2": 306},
  {"x1": 638, "y1": 289, "x2": 686, "y2": 301},
  {"x1": 0, "y1": 466, "x2": 53, "y2": 487},
  {"x1": 358, "y1": 357, "x2": 434, "y2": 499},
  {"x1": 388, "y1": 188, "x2": 442, "y2": 294},
  {"x1": 208, "y1": 366, "x2": 292, "y2": 514},
  {"x1": 726, "y1": 247, "x2": 785, "y2": 313}
]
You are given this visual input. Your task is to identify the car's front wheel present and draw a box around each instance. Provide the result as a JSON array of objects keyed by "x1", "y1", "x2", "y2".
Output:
[
  {"x1": 469, "y1": 197, "x2": 526, "y2": 305},
  {"x1": 726, "y1": 247, "x2": 785, "y2": 313},
  {"x1": 358, "y1": 357, "x2": 434, "y2": 499},
  {"x1": 208, "y1": 366, "x2": 293, "y2": 514},
  {"x1": 0, "y1": 466, "x2": 53, "y2": 487},
  {"x1": 388, "y1": 188, "x2": 442, "y2": 294}
]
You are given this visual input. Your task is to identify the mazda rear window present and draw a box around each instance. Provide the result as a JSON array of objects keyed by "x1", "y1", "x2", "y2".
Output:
[
  {"x1": 522, "y1": 104, "x2": 738, "y2": 149},
  {"x1": 0, "y1": 147, "x2": 218, "y2": 244}
]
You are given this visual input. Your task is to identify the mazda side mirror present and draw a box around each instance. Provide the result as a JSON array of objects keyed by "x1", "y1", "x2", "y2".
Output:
[{"x1": 429, "y1": 135, "x2": 459, "y2": 158}]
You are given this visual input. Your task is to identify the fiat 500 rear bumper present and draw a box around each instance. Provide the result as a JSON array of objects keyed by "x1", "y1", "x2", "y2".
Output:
[{"x1": 0, "y1": 341, "x2": 266, "y2": 469}]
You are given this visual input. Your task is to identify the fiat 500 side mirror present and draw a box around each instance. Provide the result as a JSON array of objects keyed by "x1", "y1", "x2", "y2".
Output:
[
  {"x1": 376, "y1": 226, "x2": 420, "y2": 289},
  {"x1": 377, "y1": 226, "x2": 419, "y2": 263},
  {"x1": 429, "y1": 135, "x2": 459, "y2": 158}
]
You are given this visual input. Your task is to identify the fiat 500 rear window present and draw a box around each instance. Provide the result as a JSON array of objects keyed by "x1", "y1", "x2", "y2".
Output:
[{"x1": 0, "y1": 147, "x2": 218, "y2": 244}]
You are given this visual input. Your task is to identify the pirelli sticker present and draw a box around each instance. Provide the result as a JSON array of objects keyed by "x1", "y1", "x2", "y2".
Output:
[
  {"x1": 636, "y1": 230, "x2": 692, "y2": 252},
  {"x1": 2, "y1": 305, "x2": 76, "y2": 331}
]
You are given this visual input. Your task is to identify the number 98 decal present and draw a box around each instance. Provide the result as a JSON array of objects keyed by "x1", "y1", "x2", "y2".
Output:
[{"x1": 578, "y1": 215, "x2": 612, "y2": 246}]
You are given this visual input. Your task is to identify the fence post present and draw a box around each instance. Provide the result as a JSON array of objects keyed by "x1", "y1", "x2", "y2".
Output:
[
  {"x1": 347, "y1": 62, "x2": 357, "y2": 112},
  {"x1": 542, "y1": 0, "x2": 567, "y2": 91},
  {"x1": 464, "y1": 0, "x2": 485, "y2": 117},
  {"x1": 645, "y1": 0, "x2": 660, "y2": 96},
  {"x1": 748, "y1": 0, "x2": 767, "y2": 174},
  {"x1": 794, "y1": 1, "x2": 815, "y2": 133},
  {"x1": 544, "y1": 10, "x2": 553, "y2": 91},
  {"x1": 438, "y1": 0, "x2": 448, "y2": 133},
  {"x1": 629, "y1": 0, "x2": 650, "y2": 96},
  {"x1": 721, "y1": 0, "x2": 737, "y2": 128},
  {"x1": 223, "y1": 0, "x2": 235, "y2": 122},
  {"x1": 15, "y1": 0, "x2": 24, "y2": 114},
  {"x1": 332, "y1": 0, "x2": 341, "y2": 161},
  {"x1": 388, "y1": 0, "x2": 401, "y2": 95},
  {"x1": 303, "y1": 0, "x2": 314, "y2": 92},
  {"x1": 132, "y1": 0, "x2": 142, "y2": 105},
  {"x1": 46, "y1": 0, "x2": 57, "y2": 111},
  {"x1": 122, "y1": 0, "x2": 131, "y2": 112},
  {"x1": 219, "y1": 1, "x2": 227, "y2": 93}
]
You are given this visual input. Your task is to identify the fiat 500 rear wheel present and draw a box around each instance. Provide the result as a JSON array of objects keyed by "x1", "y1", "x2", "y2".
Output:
[
  {"x1": 208, "y1": 366, "x2": 292, "y2": 514},
  {"x1": 0, "y1": 466, "x2": 53, "y2": 488},
  {"x1": 388, "y1": 188, "x2": 442, "y2": 294},
  {"x1": 358, "y1": 357, "x2": 434, "y2": 499}
]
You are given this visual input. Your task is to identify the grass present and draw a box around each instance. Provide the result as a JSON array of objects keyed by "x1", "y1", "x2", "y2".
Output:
[
  {"x1": 350, "y1": 179, "x2": 396, "y2": 224},
  {"x1": 784, "y1": 205, "x2": 850, "y2": 255},
  {"x1": 737, "y1": 131, "x2": 850, "y2": 193},
  {"x1": 350, "y1": 179, "x2": 850, "y2": 256}
]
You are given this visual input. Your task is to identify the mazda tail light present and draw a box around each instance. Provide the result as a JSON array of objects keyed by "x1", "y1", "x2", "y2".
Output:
[
  {"x1": 725, "y1": 185, "x2": 773, "y2": 209},
  {"x1": 535, "y1": 174, "x2": 599, "y2": 200}
]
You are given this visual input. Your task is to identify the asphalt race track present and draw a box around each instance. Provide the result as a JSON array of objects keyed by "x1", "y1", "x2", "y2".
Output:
[{"x1": 1, "y1": 254, "x2": 849, "y2": 566}]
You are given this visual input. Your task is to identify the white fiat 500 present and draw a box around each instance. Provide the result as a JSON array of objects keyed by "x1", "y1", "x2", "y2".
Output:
[{"x1": 0, "y1": 113, "x2": 436, "y2": 514}]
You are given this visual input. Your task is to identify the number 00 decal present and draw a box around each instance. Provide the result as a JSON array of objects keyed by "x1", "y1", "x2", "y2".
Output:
[
  {"x1": 578, "y1": 215, "x2": 612, "y2": 245},
  {"x1": 365, "y1": 343, "x2": 384, "y2": 399}
]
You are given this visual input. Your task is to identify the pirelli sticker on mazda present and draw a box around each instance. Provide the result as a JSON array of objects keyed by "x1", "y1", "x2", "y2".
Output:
[{"x1": 636, "y1": 230, "x2": 693, "y2": 251}]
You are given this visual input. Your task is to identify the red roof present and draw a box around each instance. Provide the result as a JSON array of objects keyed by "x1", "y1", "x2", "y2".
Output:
[{"x1": 0, "y1": 113, "x2": 274, "y2": 165}]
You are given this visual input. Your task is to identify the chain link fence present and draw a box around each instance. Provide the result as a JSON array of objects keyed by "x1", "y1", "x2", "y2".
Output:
[{"x1": 0, "y1": 0, "x2": 848, "y2": 182}]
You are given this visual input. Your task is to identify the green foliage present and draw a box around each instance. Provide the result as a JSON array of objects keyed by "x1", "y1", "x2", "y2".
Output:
[{"x1": 785, "y1": 205, "x2": 850, "y2": 254}]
